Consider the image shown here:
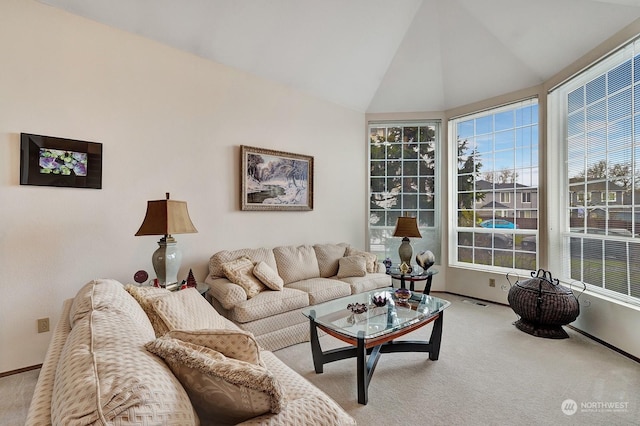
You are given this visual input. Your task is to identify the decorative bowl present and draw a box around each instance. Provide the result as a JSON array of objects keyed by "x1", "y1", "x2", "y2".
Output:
[
  {"x1": 372, "y1": 293, "x2": 389, "y2": 307},
  {"x1": 394, "y1": 288, "x2": 411, "y2": 302},
  {"x1": 347, "y1": 302, "x2": 368, "y2": 314}
]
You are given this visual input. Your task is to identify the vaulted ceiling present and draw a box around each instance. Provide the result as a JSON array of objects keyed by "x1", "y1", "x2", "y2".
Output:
[{"x1": 39, "y1": 0, "x2": 640, "y2": 112}]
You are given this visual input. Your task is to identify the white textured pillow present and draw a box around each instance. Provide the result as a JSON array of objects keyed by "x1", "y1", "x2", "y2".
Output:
[
  {"x1": 337, "y1": 256, "x2": 367, "y2": 278},
  {"x1": 253, "y1": 261, "x2": 284, "y2": 291},
  {"x1": 221, "y1": 256, "x2": 266, "y2": 298},
  {"x1": 125, "y1": 284, "x2": 173, "y2": 336},
  {"x1": 167, "y1": 329, "x2": 262, "y2": 366},
  {"x1": 345, "y1": 247, "x2": 378, "y2": 273},
  {"x1": 146, "y1": 336, "x2": 285, "y2": 425},
  {"x1": 152, "y1": 288, "x2": 227, "y2": 331}
]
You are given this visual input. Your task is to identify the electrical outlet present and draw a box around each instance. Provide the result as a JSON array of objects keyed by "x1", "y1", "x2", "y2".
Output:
[
  {"x1": 37, "y1": 318, "x2": 50, "y2": 333},
  {"x1": 489, "y1": 278, "x2": 496, "y2": 287}
]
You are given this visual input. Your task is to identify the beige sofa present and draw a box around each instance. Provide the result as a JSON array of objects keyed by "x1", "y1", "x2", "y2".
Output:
[
  {"x1": 205, "y1": 243, "x2": 391, "y2": 351},
  {"x1": 26, "y1": 279, "x2": 356, "y2": 425}
]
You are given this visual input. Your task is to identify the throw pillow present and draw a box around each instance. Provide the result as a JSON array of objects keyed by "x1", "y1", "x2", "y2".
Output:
[
  {"x1": 337, "y1": 256, "x2": 367, "y2": 278},
  {"x1": 152, "y1": 288, "x2": 227, "y2": 332},
  {"x1": 125, "y1": 284, "x2": 173, "y2": 337},
  {"x1": 253, "y1": 261, "x2": 284, "y2": 291},
  {"x1": 345, "y1": 247, "x2": 378, "y2": 273},
  {"x1": 166, "y1": 329, "x2": 263, "y2": 366},
  {"x1": 313, "y1": 243, "x2": 349, "y2": 277},
  {"x1": 221, "y1": 256, "x2": 267, "y2": 298},
  {"x1": 146, "y1": 336, "x2": 285, "y2": 425}
]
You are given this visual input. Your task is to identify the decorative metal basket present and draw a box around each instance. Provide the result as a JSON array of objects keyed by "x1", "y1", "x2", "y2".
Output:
[{"x1": 507, "y1": 269, "x2": 585, "y2": 339}]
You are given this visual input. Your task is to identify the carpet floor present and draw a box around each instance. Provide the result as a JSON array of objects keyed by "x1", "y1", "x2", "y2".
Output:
[{"x1": 274, "y1": 293, "x2": 639, "y2": 426}]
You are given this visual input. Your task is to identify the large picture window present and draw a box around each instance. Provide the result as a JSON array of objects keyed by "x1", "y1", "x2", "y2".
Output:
[
  {"x1": 551, "y1": 37, "x2": 640, "y2": 303},
  {"x1": 368, "y1": 122, "x2": 440, "y2": 263},
  {"x1": 449, "y1": 99, "x2": 539, "y2": 272}
]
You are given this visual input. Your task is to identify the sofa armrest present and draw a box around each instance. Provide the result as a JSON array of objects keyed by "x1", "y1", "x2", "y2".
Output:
[
  {"x1": 205, "y1": 276, "x2": 247, "y2": 310},
  {"x1": 25, "y1": 299, "x2": 73, "y2": 426},
  {"x1": 375, "y1": 261, "x2": 386, "y2": 274}
]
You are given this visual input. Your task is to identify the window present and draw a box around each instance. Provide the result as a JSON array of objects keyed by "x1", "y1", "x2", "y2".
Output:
[
  {"x1": 577, "y1": 192, "x2": 592, "y2": 203},
  {"x1": 368, "y1": 122, "x2": 440, "y2": 263},
  {"x1": 522, "y1": 192, "x2": 531, "y2": 203},
  {"x1": 449, "y1": 99, "x2": 539, "y2": 271},
  {"x1": 550, "y1": 36, "x2": 640, "y2": 303}
]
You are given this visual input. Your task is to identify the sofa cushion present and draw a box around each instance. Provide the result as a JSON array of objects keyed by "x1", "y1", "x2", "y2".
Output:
[
  {"x1": 336, "y1": 256, "x2": 367, "y2": 278},
  {"x1": 153, "y1": 287, "x2": 227, "y2": 331},
  {"x1": 338, "y1": 272, "x2": 391, "y2": 294},
  {"x1": 253, "y1": 261, "x2": 285, "y2": 291},
  {"x1": 285, "y1": 278, "x2": 352, "y2": 305},
  {"x1": 125, "y1": 284, "x2": 173, "y2": 337},
  {"x1": 221, "y1": 256, "x2": 267, "y2": 298},
  {"x1": 313, "y1": 243, "x2": 349, "y2": 278},
  {"x1": 230, "y1": 287, "x2": 309, "y2": 323},
  {"x1": 167, "y1": 329, "x2": 262, "y2": 365},
  {"x1": 52, "y1": 279, "x2": 197, "y2": 425},
  {"x1": 70, "y1": 279, "x2": 152, "y2": 329},
  {"x1": 146, "y1": 336, "x2": 285, "y2": 425},
  {"x1": 210, "y1": 247, "x2": 278, "y2": 279},
  {"x1": 273, "y1": 245, "x2": 321, "y2": 285},
  {"x1": 345, "y1": 247, "x2": 379, "y2": 273}
]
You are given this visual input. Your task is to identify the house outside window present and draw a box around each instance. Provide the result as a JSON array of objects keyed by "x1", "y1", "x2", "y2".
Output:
[
  {"x1": 449, "y1": 98, "x2": 539, "y2": 272},
  {"x1": 368, "y1": 122, "x2": 440, "y2": 264},
  {"x1": 550, "y1": 36, "x2": 640, "y2": 303},
  {"x1": 577, "y1": 191, "x2": 592, "y2": 203},
  {"x1": 522, "y1": 192, "x2": 531, "y2": 203}
]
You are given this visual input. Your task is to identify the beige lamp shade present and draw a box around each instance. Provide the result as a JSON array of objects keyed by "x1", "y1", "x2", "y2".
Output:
[
  {"x1": 392, "y1": 216, "x2": 422, "y2": 238},
  {"x1": 135, "y1": 193, "x2": 198, "y2": 237}
]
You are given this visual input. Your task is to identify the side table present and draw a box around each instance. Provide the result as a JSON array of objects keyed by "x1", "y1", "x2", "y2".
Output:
[
  {"x1": 387, "y1": 268, "x2": 438, "y2": 295},
  {"x1": 196, "y1": 282, "x2": 210, "y2": 297}
]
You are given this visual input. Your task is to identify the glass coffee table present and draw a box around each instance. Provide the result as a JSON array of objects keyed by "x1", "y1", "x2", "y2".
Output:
[{"x1": 301, "y1": 288, "x2": 450, "y2": 405}]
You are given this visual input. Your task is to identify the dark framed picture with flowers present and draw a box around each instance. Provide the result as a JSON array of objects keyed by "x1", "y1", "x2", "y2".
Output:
[{"x1": 20, "y1": 133, "x2": 103, "y2": 189}]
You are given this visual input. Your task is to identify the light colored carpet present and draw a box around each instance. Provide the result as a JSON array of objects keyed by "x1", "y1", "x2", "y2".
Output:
[
  {"x1": 0, "y1": 368, "x2": 39, "y2": 426},
  {"x1": 274, "y1": 293, "x2": 639, "y2": 426},
  {"x1": 2, "y1": 293, "x2": 638, "y2": 425}
]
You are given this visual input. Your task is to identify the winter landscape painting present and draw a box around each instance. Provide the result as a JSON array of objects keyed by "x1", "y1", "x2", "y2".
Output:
[{"x1": 241, "y1": 145, "x2": 313, "y2": 211}]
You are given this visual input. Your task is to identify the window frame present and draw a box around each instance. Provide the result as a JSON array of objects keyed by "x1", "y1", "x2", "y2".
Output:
[
  {"x1": 448, "y1": 98, "x2": 539, "y2": 274},
  {"x1": 548, "y1": 36, "x2": 640, "y2": 306},
  {"x1": 367, "y1": 120, "x2": 442, "y2": 264}
]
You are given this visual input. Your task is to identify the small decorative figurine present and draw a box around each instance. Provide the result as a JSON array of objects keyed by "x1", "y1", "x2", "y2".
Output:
[
  {"x1": 383, "y1": 257, "x2": 392, "y2": 273},
  {"x1": 186, "y1": 269, "x2": 197, "y2": 288}
]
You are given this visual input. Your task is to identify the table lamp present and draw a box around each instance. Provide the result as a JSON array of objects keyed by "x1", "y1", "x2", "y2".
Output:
[
  {"x1": 135, "y1": 192, "x2": 197, "y2": 287},
  {"x1": 392, "y1": 216, "x2": 422, "y2": 269}
]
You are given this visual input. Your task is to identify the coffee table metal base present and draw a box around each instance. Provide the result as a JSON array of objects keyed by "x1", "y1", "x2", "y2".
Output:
[{"x1": 308, "y1": 311, "x2": 444, "y2": 405}]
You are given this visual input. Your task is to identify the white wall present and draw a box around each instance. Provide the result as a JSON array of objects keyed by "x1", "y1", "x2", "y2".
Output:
[{"x1": 0, "y1": 0, "x2": 366, "y2": 373}]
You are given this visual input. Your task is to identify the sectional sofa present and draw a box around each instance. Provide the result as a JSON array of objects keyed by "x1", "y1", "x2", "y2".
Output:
[
  {"x1": 205, "y1": 243, "x2": 391, "y2": 351},
  {"x1": 26, "y1": 279, "x2": 356, "y2": 425}
]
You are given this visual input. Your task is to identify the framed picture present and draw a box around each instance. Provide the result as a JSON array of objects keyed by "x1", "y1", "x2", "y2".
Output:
[
  {"x1": 20, "y1": 133, "x2": 103, "y2": 189},
  {"x1": 241, "y1": 145, "x2": 313, "y2": 211}
]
